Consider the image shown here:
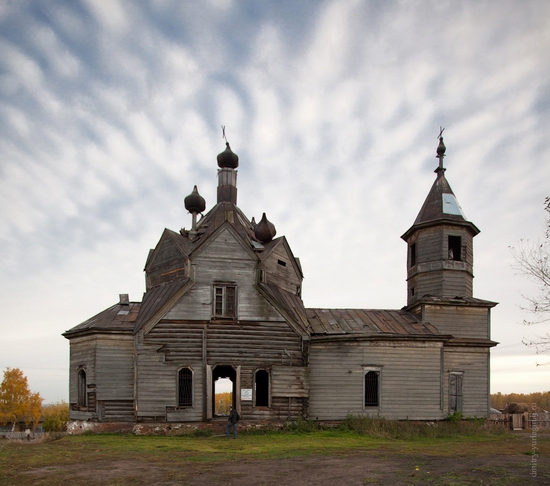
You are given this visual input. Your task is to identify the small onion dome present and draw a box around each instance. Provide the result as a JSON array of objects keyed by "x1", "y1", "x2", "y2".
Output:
[
  {"x1": 184, "y1": 185, "x2": 206, "y2": 213},
  {"x1": 436, "y1": 136, "x2": 446, "y2": 157},
  {"x1": 254, "y1": 213, "x2": 276, "y2": 243},
  {"x1": 217, "y1": 142, "x2": 239, "y2": 168}
]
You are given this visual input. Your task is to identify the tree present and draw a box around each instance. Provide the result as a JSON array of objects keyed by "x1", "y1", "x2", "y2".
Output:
[
  {"x1": 510, "y1": 197, "x2": 550, "y2": 358},
  {"x1": 0, "y1": 368, "x2": 43, "y2": 431},
  {"x1": 42, "y1": 401, "x2": 70, "y2": 432}
]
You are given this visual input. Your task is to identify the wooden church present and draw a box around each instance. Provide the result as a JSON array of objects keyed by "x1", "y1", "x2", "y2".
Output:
[{"x1": 63, "y1": 134, "x2": 497, "y2": 423}]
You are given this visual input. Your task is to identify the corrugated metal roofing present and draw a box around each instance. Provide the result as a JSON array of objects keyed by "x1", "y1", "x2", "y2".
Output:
[
  {"x1": 63, "y1": 302, "x2": 140, "y2": 336},
  {"x1": 306, "y1": 308, "x2": 440, "y2": 336}
]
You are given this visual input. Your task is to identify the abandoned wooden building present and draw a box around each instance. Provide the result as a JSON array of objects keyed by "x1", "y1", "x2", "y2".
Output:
[{"x1": 63, "y1": 135, "x2": 497, "y2": 423}]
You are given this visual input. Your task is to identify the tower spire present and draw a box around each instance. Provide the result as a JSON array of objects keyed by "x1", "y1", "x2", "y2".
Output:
[{"x1": 436, "y1": 126, "x2": 446, "y2": 174}]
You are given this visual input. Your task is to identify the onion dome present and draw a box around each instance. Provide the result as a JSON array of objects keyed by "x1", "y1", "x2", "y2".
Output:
[
  {"x1": 254, "y1": 213, "x2": 276, "y2": 243},
  {"x1": 184, "y1": 185, "x2": 206, "y2": 213},
  {"x1": 437, "y1": 136, "x2": 446, "y2": 157},
  {"x1": 217, "y1": 142, "x2": 239, "y2": 169}
]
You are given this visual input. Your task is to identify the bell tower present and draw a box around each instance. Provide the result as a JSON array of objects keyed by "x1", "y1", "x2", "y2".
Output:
[{"x1": 401, "y1": 133, "x2": 480, "y2": 309}]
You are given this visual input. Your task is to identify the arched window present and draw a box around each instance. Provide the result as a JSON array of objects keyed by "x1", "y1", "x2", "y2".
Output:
[
  {"x1": 178, "y1": 368, "x2": 193, "y2": 407},
  {"x1": 77, "y1": 369, "x2": 87, "y2": 408},
  {"x1": 364, "y1": 369, "x2": 380, "y2": 408},
  {"x1": 255, "y1": 369, "x2": 270, "y2": 407}
]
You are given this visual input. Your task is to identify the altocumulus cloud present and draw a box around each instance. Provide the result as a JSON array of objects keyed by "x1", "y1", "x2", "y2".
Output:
[{"x1": 0, "y1": 0, "x2": 549, "y2": 402}]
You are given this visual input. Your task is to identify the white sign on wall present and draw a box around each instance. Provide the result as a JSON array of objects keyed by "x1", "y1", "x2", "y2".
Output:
[{"x1": 241, "y1": 388, "x2": 252, "y2": 401}]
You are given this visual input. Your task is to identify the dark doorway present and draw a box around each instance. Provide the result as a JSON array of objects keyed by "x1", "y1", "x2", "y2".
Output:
[
  {"x1": 255, "y1": 369, "x2": 269, "y2": 407},
  {"x1": 212, "y1": 365, "x2": 236, "y2": 416}
]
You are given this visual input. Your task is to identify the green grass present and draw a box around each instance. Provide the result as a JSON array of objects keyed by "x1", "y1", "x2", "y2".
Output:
[{"x1": 1, "y1": 421, "x2": 547, "y2": 485}]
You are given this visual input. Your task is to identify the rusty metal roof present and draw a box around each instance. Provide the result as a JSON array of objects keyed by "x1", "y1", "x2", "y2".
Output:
[
  {"x1": 63, "y1": 302, "x2": 140, "y2": 337},
  {"x1": 306, "y1": 308, "x2": 441, "y2": 337}
]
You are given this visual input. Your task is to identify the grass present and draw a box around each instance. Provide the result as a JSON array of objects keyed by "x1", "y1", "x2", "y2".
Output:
[{"x1": 0, "y1": 419, "x2": 547, "y2": 485}]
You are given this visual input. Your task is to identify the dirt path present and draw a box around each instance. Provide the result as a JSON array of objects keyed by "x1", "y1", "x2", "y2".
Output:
[{"x1": 22, "y1": 450, "x2": 547, "y2": 485}]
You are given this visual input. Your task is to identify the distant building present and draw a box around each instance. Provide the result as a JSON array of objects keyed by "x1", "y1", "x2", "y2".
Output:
[{"x1": 63, "y1": 135, "x2": 497, "y2": 423}]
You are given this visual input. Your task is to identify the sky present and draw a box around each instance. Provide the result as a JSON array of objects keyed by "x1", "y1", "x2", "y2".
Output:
[{"x1": 1, "y1": 0, "x2": 549, "y2": 404}]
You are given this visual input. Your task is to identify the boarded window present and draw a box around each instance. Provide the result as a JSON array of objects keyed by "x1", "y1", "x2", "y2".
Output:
[
  {"x1": 255, "y1": 369, "x2": 269, "y2": 407},
  {"x1": 77, "y1": 369, "x2": 87, "y2": 408},
  {"x1": 364, "y1": 370, "x2": 379, "y2": 407},
  {"x1": 448, "y1": 236, "x2": 462, "y2": 261},
  {"x1": 178, "y1": 368, "x2": 193, "y2": 407},
  {"x1": 449, "y1": 372, "x2": 463, "y2": 412},
  {"x1": 213, "y1": 285, "x2": 237, "y2": 318}
]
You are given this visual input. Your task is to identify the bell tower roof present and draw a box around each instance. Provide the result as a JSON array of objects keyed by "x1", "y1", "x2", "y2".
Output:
[{"x1": 402, "y1": 133, "x2": 479, "y2": 241}]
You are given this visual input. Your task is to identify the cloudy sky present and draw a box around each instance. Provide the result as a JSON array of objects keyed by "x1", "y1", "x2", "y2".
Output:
[{"x1": 1, "y1": 0, "x2": 549, "y2": 404}]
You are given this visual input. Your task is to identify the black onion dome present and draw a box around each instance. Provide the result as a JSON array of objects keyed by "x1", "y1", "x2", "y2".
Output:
[
  {"x1": 184, "y1": 185, "x2": 206, "y2": 213},
  {"x1": 437, "y1": 137, "x2": 446, "y2": 157},
  {"x1": 217, "y1": 142, "x2": 239, "y2": 168},
  {"x1": 254, "y1": 213, "x2": 276, "y2": 243}
]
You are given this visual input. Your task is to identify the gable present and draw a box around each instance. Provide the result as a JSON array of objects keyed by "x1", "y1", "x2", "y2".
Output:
[
  {"x1": 145, "y1": 229, "x2": 189, "y2": 289},
  {"x1": 191, "y1": 224, "x2": 258, "y2": 263},
  {"x1": 260, "y1": 237, "x2": 303, "y2": 294}
]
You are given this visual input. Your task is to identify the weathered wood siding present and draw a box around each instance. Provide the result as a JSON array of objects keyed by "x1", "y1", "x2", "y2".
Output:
[
  {"x1": 309, "y1": 340, "x2": 445, "y2": 421},
  {"x1": 444, "y1": 347, "x2": 490, "y2": 417},
  {"x1": 165, "y1": 228, "x2": 282, "y2": 322},
  {"x1": 424, "y1": 305, "x2": 489, "y2": 340},
  {"x1": 136, "y1": 319, "x2": 307, "y2": 421},
  {"x1": 261, "y1": 242, "x2": 302, "y2": 294},
  {"x1": 68, "y1": 337, "x2": 97, "y2": 420},
  {"x1": 146, "y1": 234, "x2": 188, "y2": 289},
  {"x1": 407, "y1": 226, "x2": 474, "y2": 302}
]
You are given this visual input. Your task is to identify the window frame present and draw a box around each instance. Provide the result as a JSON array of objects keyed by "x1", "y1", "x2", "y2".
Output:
[
  {"x1": 77, "y1": 368, "x2": 87, "y2": 409},
  {"x1": 363, "y1": 367, "x2": 382, "y2": 409},
  {"x1": 213, "y1": 284, "x2": 238, "y2": 318},
  {"x1": 448, "y1": 371, "x2": 464, "y2": 412},
  {"x1": 177, "y1": 367, "x2": 194, "y2": 408},
  {"x1": 448, "y1": 235, "x2": 462, "y2": 261}
]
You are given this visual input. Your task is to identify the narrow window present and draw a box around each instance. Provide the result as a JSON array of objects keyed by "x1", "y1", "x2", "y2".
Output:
[
  {"x1": 255, "y1": 369, "x2": 269, "y2": 407},
  {"x1": 448, "y1": 236, "x2": 462, "y2": 261},
  {"x1": 409, "y1": 243, "x2": 416, "y2": 267},
  {"x1": 77, "y1": 369, "x2": 87, "y2": 408},
  {"x1": 277, "y1": 259, "x2": 287, "y2": 267},
  {"x1": 449, "y1": 372, "x2": 463, "y2": 412},
  {"x1": 364, "y1": 370, "x2": 380, "y2": 407},
  {"x1": 178, "y1": 368, "x2": 193, "y2": 407},
  {"x1": 213, "y1": 285, "x2": 237, "y2": 318}
]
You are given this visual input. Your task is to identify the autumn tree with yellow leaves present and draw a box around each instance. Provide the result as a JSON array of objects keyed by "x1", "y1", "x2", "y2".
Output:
[{"x1": 0, "y1": 367, "x2": 43, "y2": 431}]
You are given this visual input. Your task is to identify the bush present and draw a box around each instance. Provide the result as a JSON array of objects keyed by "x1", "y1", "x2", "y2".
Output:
[{"x1": 42, "y1": 401, "x2": 70, "y2": 432}]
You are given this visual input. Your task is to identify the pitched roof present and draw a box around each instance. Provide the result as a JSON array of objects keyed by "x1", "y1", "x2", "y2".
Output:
[
  {"x1": 133, "y1": 277, "x2": 193, "y2": 334},
  {"x1": 306, "y1": 308, "x2": 442, "y2": 338},
  {"x1": 63, "y1": 302, "x2": 140, "y2": 337},
  {"x1": 402, "y1": 170, "x2": 479, "y2": 240},
  {"x1": 256, "y1": 282, "x2": 311, "y2": 337}
]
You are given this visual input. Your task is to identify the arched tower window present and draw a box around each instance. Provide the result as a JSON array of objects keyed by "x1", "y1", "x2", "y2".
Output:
[{"x1": 77, "y1": 369, "x2": 87, "y2": 408}]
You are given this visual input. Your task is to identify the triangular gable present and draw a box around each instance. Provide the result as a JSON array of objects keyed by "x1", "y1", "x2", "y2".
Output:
[
  {"x1": 144, "y1": 228, "x2": 190, "y2": 272},
  {"x1": 189, "y1": 221, "x2": 259, "y2": 262},
  {"x1": 260, "y1": 236, "x2": 304, "y2": 280},
  {"x1": 133, "y1": 277, "x2": 194, "y2": 335}
]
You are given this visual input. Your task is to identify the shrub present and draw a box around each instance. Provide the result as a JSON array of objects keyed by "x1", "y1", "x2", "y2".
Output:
[{"x1": 42, "y1": 401, "x2": 70, "y2": 432}]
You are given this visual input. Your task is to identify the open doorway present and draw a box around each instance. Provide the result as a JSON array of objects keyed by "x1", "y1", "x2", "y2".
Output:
[{"x1": 212, "y1": 365, "x2": 235, "y2": 417}]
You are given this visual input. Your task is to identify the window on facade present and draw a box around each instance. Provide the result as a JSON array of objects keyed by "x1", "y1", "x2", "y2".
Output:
[
  {"x1": 449, "y1": 372, "x2": 463, "y2": 412},
  {"x1": 178, "y1": 368, "x2": 193, "y2": 407},
  {"x1": 255, "y1": 369, "x2": 270, "y2": 407},
  {"x1": 214, "y1": 285, "x2": 237, "y2": 318},
  {"x1": 409, "y1": 243, "x2": 417, "y2": 267},
  {"x1": 448, "y1": 236, "x2": 462, "y2": 261},
  {"x1": 364, "y1": 370, "x2": 380, "y2": 407},
  {"x1": 77, "y1": 369, "x2": 87, "y2": 408}
]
